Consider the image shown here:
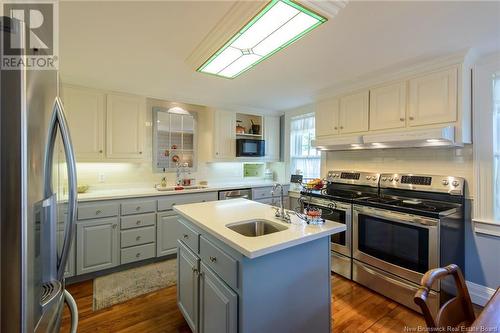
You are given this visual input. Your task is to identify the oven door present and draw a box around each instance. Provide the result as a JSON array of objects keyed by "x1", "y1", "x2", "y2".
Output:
[
  {"x1": 303, "y1": 199, "x2": 351, "y2": 257},
  {"x1": 353, "y1": 205, "x2": 439, "y2": 286}
]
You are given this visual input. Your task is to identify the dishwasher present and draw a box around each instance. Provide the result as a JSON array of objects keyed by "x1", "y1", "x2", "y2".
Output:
[{"x1": 218, "y1": 189, "x2": 252, "y2": 200}]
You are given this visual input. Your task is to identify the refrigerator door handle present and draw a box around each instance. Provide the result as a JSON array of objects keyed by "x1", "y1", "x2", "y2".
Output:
[{"x1": 43, "y1": 97, "x2": 78, "y2": 281}]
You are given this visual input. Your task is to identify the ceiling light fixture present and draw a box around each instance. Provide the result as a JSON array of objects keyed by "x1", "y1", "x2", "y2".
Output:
[{"x1": 198, "y1": 0, "x2": 327, "y2": 79}]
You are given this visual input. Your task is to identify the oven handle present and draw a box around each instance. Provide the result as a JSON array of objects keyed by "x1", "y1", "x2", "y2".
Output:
[{"x1": 353, "y1": 205, "x2": 438, "y2": 228}]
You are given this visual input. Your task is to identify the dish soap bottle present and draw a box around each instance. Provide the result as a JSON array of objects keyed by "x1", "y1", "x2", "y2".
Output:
[
  {"x1": 160, "y1": 168, "x2": 167, "y2": 188},
  {"x1": 160, "y1": 177, "x2": 167, "y2": 188}
]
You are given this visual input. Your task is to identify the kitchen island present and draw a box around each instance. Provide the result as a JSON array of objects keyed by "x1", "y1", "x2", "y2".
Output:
[{"x1": 173, "y1": 199, "x2": 346, "y2": 333}]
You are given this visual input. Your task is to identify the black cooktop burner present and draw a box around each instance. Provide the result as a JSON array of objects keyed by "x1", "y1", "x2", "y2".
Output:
[
  {"x1": 300, "y1": 184, "x2": 379, "y2": 203},
  {"x1": 355, "y1": 195, "x2": 460, "y2": 217}
]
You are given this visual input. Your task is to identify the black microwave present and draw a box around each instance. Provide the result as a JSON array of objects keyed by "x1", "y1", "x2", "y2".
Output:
[{"x1": 236, "y1": 139, "x2": 265, "y2": 157}]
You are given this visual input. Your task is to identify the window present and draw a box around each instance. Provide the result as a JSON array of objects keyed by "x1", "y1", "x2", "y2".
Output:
[
  {"x1": 473, "y1": 55, "x2": 500, "y2": 226},
  {"x1": 289, "y1": 113, "x2": 320, "y2": 180},
  {"x1": 494, "y1": 75, "x2": 500, "y2": 220}
]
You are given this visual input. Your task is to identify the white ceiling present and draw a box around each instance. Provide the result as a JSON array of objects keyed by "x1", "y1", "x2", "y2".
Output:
[{"x1": 60, "y1": 1, "x2": 500, "y2": 112}]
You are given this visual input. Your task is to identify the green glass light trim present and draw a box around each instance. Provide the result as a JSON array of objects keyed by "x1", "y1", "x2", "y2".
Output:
[{"x1": 197, "y1": 0, "x2": 327, "y2": 79}]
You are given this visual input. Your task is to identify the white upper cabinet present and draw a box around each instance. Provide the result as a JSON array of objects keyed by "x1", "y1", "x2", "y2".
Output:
[
  {"x1": 408, "y1": 67, "x2": 457, "y2": 127},
  {"x1": 369, "y1": 82, "x2": 407, "y2": 131},
  {"x1": 214, "y1": 110, "x2": 236, "y2": 160},
  {"x1": 61, "y1": 85, "x2": 105, "y2": 161},
  {"x1": 339, "y1": 91, "x2": 369, "y2": 134},
  {"x1": 264, "y1": 115, "x2": 280, "y2": 161},
  {"x1": 106, "y1": 93, "x2": 146, "y2": 159},
  {"x1": 316, "y1": 98, "x2": 339, "y2": 137}
]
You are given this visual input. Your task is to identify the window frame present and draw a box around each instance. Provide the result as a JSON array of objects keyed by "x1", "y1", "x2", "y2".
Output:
[
  {"x1": 287, "y1": 110, "x2": 321, "y2": 181},
  {"x1": 472, "y1": 52, "x2": 500, "y2": 235}
]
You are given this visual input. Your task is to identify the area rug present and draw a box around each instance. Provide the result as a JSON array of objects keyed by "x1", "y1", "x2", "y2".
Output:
[{"x1": 93, "y1": 259, "x2": 177, "y2": 310}]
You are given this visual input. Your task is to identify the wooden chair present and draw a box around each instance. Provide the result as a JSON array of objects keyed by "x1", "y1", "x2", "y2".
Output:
[{"x1": 414, "y1": 264, "x2": 476, "y2": 330}]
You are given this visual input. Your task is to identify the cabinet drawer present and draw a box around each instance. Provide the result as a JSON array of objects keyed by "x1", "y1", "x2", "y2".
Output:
[
  {"x1": 121, "y1": 243, "x2": 155, "y2": 264},
  {"x1": 199, "y1": 236, "x2": 238, "y2": 290},
  {"x1": 158, "y1": 192, "x2": 217, "y2": 211},
  {"x1": 121, "y1": 226, "x2": 156, "y2": 248},
  {"x1": 253, "y1": 185, "x2": 289, "y2": 200},
  {"x1": 78, "y1": 202, "x2": 119, "y2": 220},
  {"x1": 178, "y1": 219, "x2": 199, "y2": 253},
  {"x1": 121, "y1": 199, "x2": 157, "y2": 216},
  {"x1": 121, "y1": 213, "x2": 156, "y2": 230},
  {"x1": 253, "y1": 197, "x2": 276, "y2": 205},
  {"x1": 252, "y1": 187, "x2": 274, "y2": 200}
]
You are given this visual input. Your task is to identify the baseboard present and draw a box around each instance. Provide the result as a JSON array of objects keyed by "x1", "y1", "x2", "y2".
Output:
[{"x1": 466, "y1": 280, "x2": 496, "y2": 306}]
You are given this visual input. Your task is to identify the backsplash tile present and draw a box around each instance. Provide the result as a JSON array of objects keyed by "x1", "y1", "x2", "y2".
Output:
[{"x1": 325, "y1": 146, "x2": 473, "y2": 197}]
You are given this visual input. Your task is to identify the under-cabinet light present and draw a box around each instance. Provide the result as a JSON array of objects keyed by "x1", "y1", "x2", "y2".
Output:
[{"x1": 198, "y1": 0, "x2": 327, "y2": 78}]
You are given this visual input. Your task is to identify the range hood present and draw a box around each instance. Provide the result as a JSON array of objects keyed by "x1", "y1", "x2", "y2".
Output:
[{"x1": 314, "y1": 126, "x2": 460, "y2": 151}]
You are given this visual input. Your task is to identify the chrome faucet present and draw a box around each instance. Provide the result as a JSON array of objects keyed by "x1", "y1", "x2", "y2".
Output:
[{"x1": 272, "y1": 183, "x2": 290, "y2": 223}]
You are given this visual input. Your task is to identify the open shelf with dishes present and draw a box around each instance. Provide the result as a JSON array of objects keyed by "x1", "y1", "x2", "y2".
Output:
[{"x1": 236, "y1": 113, "x2": 263, "y2": 137}]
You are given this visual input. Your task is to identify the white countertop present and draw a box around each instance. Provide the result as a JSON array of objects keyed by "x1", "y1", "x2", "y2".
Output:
[
  {"x1": 77, "y1": 181, "x2": 281, "y2": 202},
  {"x1": 174, "y1": 198, "x2": 346, "y2": 259}
]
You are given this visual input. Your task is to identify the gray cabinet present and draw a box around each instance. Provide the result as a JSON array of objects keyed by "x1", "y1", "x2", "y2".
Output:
[
  {"x1": 199, "y1": 262, "x2": 238, "y2": 333},
  {"x1": 176, "y1": 216, "x2": 331, "y2": 333},
  {"x1": 178, "y1": 241, "x2": 199, "y2": 333},
  {"x1": 76, "y1": 217, "x2": 120, "y2": 275},
  {"x1": 157, "y1": 212, "x2": 183, "y2": 257}
]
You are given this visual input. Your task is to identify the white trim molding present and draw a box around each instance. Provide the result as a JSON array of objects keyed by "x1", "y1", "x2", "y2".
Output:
[
  {"x1": 466, "y1": 281, "x2": 497, "y2": 307},
  {"x1": 472, "y1": 51, "x2": 500, "y2": 225},
  {"x1": 472, "y1": 219, "x2": 500, "y2": 238}
]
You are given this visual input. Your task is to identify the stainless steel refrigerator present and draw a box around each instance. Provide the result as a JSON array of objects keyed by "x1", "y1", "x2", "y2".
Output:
[{"x1": 1, "y1": 17, "x2": 79, "y2": 332}]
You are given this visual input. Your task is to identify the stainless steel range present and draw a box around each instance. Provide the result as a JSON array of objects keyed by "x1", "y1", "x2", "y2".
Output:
[
  {"x1": 300, "y1": 170, "x2": 380, "y2": 279},
  {"x1": 352, "y1": 173, "x2": 465, "y2": 315}
]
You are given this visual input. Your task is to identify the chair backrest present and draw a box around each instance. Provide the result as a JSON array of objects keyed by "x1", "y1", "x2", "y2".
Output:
[{"x1": 414, "y1": 264, "x2": 476, "y2": 329}]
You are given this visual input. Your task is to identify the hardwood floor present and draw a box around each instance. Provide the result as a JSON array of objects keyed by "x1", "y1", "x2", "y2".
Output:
[{"x1": 61, "y1": 274, "x2": 425, "y2": 332}]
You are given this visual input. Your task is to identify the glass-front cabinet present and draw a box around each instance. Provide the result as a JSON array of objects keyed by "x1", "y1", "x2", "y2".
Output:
[{"x1": 153, "y1": 106, "x2": 197, "y2": 171}]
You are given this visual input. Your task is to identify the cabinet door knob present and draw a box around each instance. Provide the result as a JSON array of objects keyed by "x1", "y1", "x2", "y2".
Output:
[
  {"x1": 334, "y1": 126, "x2": 338, "y2": 130},
  {"x1": 136, "y1": 236, "x2": 141, "y2": 241},
  {"x1": 99, "y1": 150, "x2": 103, "y2": 153},
  {"x1": 209, "y1": 256, "x2": 217, "y2": 263},
  {"x1": 340, "y1": 126, "x2": 344, "y2": 129},
  {"x1": 139, "y1": 151, "x2": 142, "y2": 154},
  {"x1": 95, "y1": 210, "x2": 102, "y2": 215},
  {"x1": 409, "y1": 116, "x2": 414, "y2": 121},
  {"x1": 192, "y1": 267, "x2": 199, "y2": 274},
  {"x1": 136, "y1": 220, "x2": 141, "y2": 225},
  {"x1": 136, "y1": 253, "x2": 141, "y2": 258},
  {"x1": 400, "y1": 118, "x2": 405, "y2": 121},
  {"x1": 183, "y1": 234, "x2": 189, "y2": 239},
  {"x1": 135, "y1": 206, "x2": 141, "y2": 211},
  {"x1": 112, "y1": 224, "x2": 117, "y2": 229}
]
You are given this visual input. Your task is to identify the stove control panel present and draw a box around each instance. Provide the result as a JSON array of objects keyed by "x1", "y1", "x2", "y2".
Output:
[
  {"x1": 379, "y1": 173, "x2": 465, "y2": 195},
  {"x1": 327, "y1": 170, "x2": 380, "y2": 187}
]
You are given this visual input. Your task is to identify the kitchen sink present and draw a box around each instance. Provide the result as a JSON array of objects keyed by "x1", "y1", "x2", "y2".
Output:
[{"x1": 226, "y1": 219, "x2": 288, "y2": 237}]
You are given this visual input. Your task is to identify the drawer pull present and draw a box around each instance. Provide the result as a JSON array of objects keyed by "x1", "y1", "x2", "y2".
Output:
[
  {"x1": 135, "y1": 206, "x2": 141, "y2": 211},
  {"x1": 95, "y1": 210, "x2": 102, "y2": 215},
  {"x1": 183, "y1": 234, "x2": 189, "y2": 239},
  {"x1": 112, "y1": 224, "x2": 117, "y2": 229},
  {"x1": 136, "y1": 220, "x2": 141, "y2": 225},
  {"x1": 136, "y1": 253, "x2": 141, "y2": 258},
  {"x1": 136, "y1": 236, "x2": 141, "y2": 241},
  {"x1": 172, "y1": 203, "x2": 176, "y2": 206},
  {"x1": 209, "y1": 256, "x2": 217, "y2": 263}
]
